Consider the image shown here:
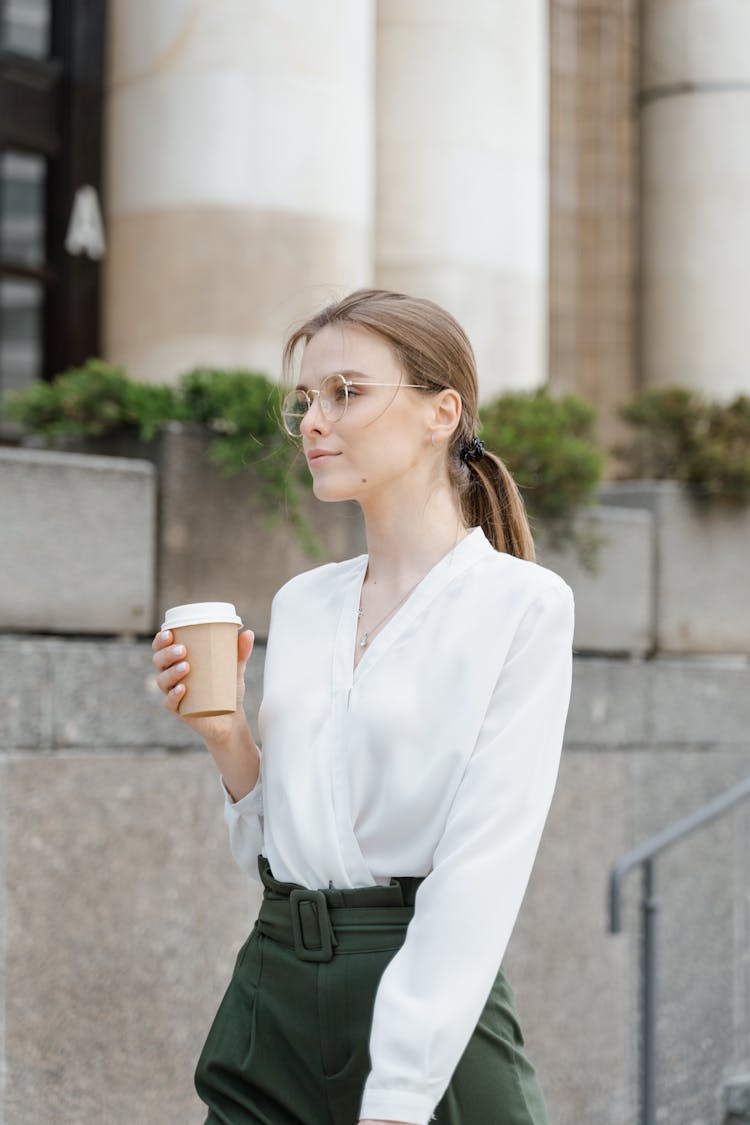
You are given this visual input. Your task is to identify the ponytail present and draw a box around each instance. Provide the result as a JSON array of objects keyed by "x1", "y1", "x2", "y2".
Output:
[
  {"x1": 459, "y1": 452, "x2": 535, "y2": 560},
  {"x1": 452, "y1": 443, "x2": 532, "y2": 558}
]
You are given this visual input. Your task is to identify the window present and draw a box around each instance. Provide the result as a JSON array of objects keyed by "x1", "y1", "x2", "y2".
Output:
[
  {"x1": 0, "y1": 150, "x2": 46, "y2": 393},
  {"x1": 0, "y1": 277, "x2": 43, "y2": 392},
  {"x1": 0, "y1": 0, "x2": 105, "y2": 407},
  {"x1": 1, "y1": 0, "x2": 51, "y2": 60},
  {"x1": 1, "y1": 150, "x2": 46, "y2": 266}
]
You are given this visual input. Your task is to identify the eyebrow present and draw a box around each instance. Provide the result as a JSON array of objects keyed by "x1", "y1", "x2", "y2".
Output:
[{"x1": 295, "y1": 369, "x2": 375, "y2": 391}]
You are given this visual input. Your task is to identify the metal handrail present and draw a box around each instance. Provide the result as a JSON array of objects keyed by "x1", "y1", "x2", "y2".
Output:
[{"x1": 608, "y1": 772, "x2": 750, "y2": 1125}]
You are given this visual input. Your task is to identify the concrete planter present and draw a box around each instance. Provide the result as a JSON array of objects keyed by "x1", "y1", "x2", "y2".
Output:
[
  {"x1": 598, "y1": 480, "x2": 750, "y2": 654},
  {"x1": 534, "y1": 504, "x2": 655, "y2": 656},
  {"x1": 14, "y1": 426, "x2": 365, "y2": 637},
  {"x1": 0, "y1": 446, "x2": 156, "y2": 635}
]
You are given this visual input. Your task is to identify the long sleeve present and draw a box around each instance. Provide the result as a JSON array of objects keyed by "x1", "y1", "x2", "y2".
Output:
[
  {"x1": 358, "y1": 580, "x2": 575, "y2": 1125},
  {"x1": 221, "y1": 759, "x2": 264, "y2": 885}
]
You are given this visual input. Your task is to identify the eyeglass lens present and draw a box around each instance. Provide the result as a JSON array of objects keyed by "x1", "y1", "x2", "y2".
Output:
[{"x1": 281, "y1": 373, "x2": 348, "y2": 435}]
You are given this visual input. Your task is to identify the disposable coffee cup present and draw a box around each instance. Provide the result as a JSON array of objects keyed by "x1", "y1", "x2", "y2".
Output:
[{"x1": 161, "y1": 602, "x2": 243, "y2": 718}]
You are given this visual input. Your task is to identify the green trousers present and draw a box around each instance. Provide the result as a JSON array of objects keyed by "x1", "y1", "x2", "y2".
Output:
[{"x1": 195, "y1": 855, "x2": 549, "y2": 1125}]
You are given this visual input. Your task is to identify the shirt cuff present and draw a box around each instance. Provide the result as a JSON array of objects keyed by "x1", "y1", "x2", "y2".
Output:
[{"x1": 358, "y1": 1087, "x2": 437, "y2": 1125}]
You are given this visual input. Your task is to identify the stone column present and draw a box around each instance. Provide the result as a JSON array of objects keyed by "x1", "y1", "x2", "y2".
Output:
[
  {"x1": 640, "y1": 0, "x2": 750, "y2": 397},
  {"x1": 103, "y1": 1, "x2": 375, "y2": 383},
  {"x1": 375, "y1": 0, "x2": 548, "y2": 397}
]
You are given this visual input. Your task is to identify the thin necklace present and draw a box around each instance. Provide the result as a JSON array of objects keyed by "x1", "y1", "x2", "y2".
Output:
[
  {"x1": 356, "y1": 570, "x2": 424, "y2": 649},
  {"x1": 356, "y1": 528, "x2": 473, "y2": 650}
]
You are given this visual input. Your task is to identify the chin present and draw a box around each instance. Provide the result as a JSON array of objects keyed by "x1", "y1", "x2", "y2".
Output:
[{"x1": 311, "y1": 479, "x2": 356, "y2": 503}]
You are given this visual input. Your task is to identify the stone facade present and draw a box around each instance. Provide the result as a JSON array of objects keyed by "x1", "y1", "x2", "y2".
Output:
[{"x1": 2, "y1": 636, "x2": 749, "y2": 1123}]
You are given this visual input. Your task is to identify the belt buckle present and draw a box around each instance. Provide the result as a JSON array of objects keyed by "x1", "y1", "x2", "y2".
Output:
[{"x1": 289, "y1": 888, "x2": 335, "y2": 962}]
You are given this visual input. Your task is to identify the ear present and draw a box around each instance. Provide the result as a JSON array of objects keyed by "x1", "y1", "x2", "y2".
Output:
[{"x1": 428, "y1": 387, "x2": 463, "y2": 443}]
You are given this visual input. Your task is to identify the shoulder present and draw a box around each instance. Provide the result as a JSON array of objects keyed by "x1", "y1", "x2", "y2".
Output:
[
  {"x1": 471, "y1": 546, "x2": 574, "y2": 614},
  {"x1": 466, "y1": 551, "x2": 575, "y2": 662},
  {"x1": 464, "y1": 545, "x2": 575, "y2": 649}
]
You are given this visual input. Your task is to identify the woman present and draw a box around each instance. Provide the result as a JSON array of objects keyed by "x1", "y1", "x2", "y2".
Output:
[{"x1": 151, "y1": 289, "x2": 575, "y2": 1125}]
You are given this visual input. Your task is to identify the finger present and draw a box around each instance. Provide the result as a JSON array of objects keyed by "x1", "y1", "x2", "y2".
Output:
[
  {"x1": 152, "y1": 628, "x2": 172, "y2": 653},
  {"x1": 163, "y1": 681, "x2": 186, "y2": 712},
  {"x1": 156, "y1": 660, "x2": 189, "y2": 695},
  {"x1": 152, "y1": 642, "x2": 187, "y2": 673},
  {"x1": 237, "y1": 629, "x2": 255, "y2": 668},
  {"x1": 237, "y1": 632, "x2": 255, "y2": 690}
]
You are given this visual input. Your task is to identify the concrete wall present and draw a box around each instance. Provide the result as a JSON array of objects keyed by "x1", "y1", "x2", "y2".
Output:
[
  {"x1": 535, "y1": 504, "x2": 655, "y2": 656},
  {"x1": 0, "y1": 447, "x2": 155, "y2": 635},
  {"x1": 599, "y1": 481, "x2": 750, "y2": 654},
  {"x1": 2, "y1": 636, "x2": 749, "y2": 1123}
]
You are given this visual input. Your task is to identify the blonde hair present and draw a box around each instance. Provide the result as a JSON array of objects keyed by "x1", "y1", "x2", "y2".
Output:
[{"x1": 283, "y1": 289, "x2": 535, "y2": 560}]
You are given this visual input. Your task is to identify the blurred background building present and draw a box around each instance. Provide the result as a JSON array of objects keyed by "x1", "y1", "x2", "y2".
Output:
[
  {"x1": 5, "y1": 0, "x2": 748, "y2": 446},
  {"x1": 2, "y1": 3, "x2": 750, "y2": 1124}
]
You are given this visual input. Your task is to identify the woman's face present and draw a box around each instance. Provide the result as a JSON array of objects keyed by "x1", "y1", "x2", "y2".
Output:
[{"x1": 296, "y1": 323, "x2": 440, "y2": 504}]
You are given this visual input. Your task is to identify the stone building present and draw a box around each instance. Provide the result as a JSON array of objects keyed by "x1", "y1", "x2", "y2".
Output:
[{"x1": 5, "y1": 2, "x2": 747, "y2": 440}]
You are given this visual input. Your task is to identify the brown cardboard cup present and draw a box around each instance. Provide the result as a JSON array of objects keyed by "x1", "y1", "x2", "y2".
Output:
[{"x1": 161, "y1": 602, "x2": 243, "y2": 718}]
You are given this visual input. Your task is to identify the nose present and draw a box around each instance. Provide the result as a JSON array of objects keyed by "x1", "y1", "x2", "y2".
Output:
[{"x1": 299, "y1": 391, "x2": 329, "y2": 438}]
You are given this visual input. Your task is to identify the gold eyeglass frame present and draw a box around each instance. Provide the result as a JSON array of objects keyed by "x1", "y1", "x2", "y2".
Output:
[{"x1": 280, "y1": 372, "x2": 429, "y2": 437}]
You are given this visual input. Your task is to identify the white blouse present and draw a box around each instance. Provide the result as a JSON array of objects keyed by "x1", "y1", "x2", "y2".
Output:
[{"x1": 222, "y1": 525, "x2": 575, "y2": 1125}]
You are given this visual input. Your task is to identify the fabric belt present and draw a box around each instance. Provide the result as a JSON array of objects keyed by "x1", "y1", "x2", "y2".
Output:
[{"x1": 254, "y1": 853, "x2": 426, "y2": 963}]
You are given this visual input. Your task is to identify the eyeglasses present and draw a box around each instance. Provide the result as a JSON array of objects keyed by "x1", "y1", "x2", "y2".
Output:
[{"x1": 280, "y1": 372, "x2": 428, "y2": 437}]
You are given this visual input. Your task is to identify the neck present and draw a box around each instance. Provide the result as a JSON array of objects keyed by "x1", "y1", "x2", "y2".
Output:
[{"x1": 358, "y1": 484, "x2": 469, "y2": 590}]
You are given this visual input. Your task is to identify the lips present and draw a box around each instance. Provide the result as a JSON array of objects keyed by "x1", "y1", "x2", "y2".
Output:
[{"x1": 308, "y1": 450, "x2": 340, "y2": 462}]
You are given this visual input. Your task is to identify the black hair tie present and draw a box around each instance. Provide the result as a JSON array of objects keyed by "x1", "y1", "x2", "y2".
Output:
[{"x1": 459, "y1": 437, "x2": 486, "y2": 464}]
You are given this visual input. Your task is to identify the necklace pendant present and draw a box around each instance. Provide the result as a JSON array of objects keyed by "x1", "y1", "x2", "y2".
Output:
[{"x1": 359, "y1": 633, "x2": 368, "y2": 648}]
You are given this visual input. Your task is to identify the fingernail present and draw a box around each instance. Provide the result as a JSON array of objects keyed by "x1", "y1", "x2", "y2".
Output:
[
  {"x1": 175, "y1": 662, "x2": 188, "y2": 673},
  {"x1": 161, "y1": 630, "x2": 171, "y2": 642},
  {"x1": 172, "y1": 684, "x2": 184, "y2": 695}
]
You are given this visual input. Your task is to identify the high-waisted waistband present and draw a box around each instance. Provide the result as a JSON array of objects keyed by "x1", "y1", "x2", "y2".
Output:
[{"x1": 254, "y1": 854, "x2": 426, "y2": 963}]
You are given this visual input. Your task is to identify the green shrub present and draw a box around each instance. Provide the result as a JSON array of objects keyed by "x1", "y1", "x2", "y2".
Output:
[
  {"x1": 478, "y1": 387, "x2": 606, "y2": 564},
  {"x1": 1, "y1": 358, "x2": 178, "y2": 441},
  {"x1": 0, "y1": 360, "x2": 321, "y2": 556},
  {"x1": 177, "y1": 367, "x2": 288, "y2": 470},
  {"x1": 613, "y1": 386, "x2": 750, "y2": 503},
  {"x1": 478, "y1": 388, "x2": 605, "y2": 520}
]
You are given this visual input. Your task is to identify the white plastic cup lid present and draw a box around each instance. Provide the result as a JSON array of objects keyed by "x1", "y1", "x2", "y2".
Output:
[{"x1": 161, "y1": 602, "x2": 243, "y2": 630}]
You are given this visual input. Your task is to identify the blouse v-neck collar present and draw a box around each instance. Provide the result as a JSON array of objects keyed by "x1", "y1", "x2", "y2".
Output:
[{"x1": 333, "y1": 525, "x2": 494, "y2": 691}]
